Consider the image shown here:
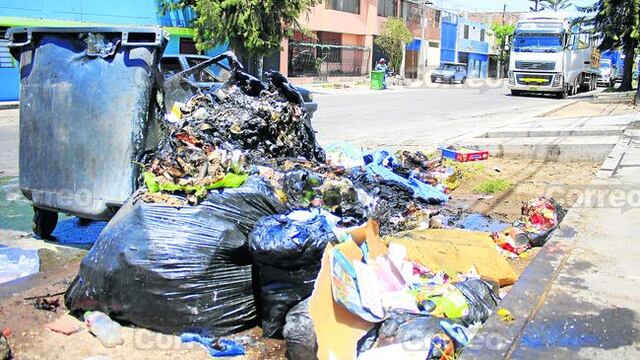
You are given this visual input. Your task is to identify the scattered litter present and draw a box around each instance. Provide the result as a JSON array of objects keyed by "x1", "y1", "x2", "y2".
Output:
[
  {"x1": 181, "y1": 333, "x2": 245, "y2": 357},
  {"x1": 490, "y1": 197, "x2": 565, "y2": 255},
  {"x1": 32, "y1": 297, "x2": 61, "y2": 312},
  {"x1": 0, "y1": 333, "x2": 10, "y2": 360},
  {"x1": 440, "y1": 146, "x2": 489, "y2": 162},
  {"x1": 497, "y1": 308, "x2": 515, "y2": 323},
  {"x1": 84, "y1": 311, "x2": 124, "y2": 348},
  {"x1": 0, "y1": 245, "x2": 39, "y2": 284},
  {"x1": 51, "y1": 53, "x2": 568, "y2": 359},
  {"x1": 385, "y1": 229, "x2": 517, "y2": 287},
  {"x1": 44, "y1": 317, "x2": 83, "y2": 335}
]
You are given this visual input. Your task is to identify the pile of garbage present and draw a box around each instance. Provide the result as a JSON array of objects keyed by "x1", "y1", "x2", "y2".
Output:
[{"x1": 64, "y1": 54, "x2": 565, "y2": 359}]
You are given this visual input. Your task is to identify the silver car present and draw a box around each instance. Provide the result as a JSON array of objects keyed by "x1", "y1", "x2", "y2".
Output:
[{"x1": 431, "y1": 62, "x2": 468, "y2": 84}]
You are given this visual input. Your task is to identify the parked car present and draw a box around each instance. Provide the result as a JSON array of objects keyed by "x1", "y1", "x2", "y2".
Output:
[
  {"x1": 431, "y1": 62, "x2": 468, "y2": 84},
  {"x1": 160, "y1": 54, "x2": 318, "y2": 117}
]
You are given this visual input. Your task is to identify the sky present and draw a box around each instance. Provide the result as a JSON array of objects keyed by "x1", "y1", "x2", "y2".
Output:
[{"x1": 436, "y1": 0, "x2": 598, "y2": 16}]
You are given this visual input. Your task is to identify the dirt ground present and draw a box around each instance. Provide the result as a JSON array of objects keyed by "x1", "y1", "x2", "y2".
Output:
[
  {"x1": 540, "y1": 100, "x2": 636, "y2": 118},
  {"x1": 1, "y1": 157, "x2": 601, "y2": 360},
  {"x1": 449, "y1": 157, "x2": 601, "y2": 277}
]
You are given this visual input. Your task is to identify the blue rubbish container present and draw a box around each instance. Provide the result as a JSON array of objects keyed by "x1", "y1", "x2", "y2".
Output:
[{"x1": 6, "y1": 27, "x2": 168, "y2": 237}]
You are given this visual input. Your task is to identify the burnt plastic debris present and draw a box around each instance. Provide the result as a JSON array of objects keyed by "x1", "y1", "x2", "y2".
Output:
[
  {"x1": 265, "y1": 70, "x2": 304, "y2": 105},
  {"x1": 149, "y1": 53, "x2": 325, "y2": 204},
  {"x1": 454, "y1": 278, "x2": 500, "y2": 326},
  {"x1": 65, "y1": 178, "x2": 287, "y2": 336},
  {"x1": 349, "y1": 167, "x2": 427, "y2": 235},
  {"x1": 249, "y1": 211, "x2": 337, "y2": 338},
  {"x1": 283, "y1": 298, "x2": 318, "y2": 360}
]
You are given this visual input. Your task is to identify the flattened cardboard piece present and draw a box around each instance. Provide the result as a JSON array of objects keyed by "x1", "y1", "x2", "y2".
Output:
[
  {"x1": 385, "y1": 229, "x2": 517, "y2": 287},
  {"x1": 309, "y1": 221, "x2": 386, "y2": 360}
]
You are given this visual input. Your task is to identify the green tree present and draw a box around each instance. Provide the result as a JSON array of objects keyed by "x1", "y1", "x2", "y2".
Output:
[
  {"x1": 374, "y1": 17, "x2": 413, "y2": 73},
  {"x1": 578, "y1": 0, "x2": 640, "y2": 94},
  {"x1": 491, "y1": 23, "x2": 515, "y2": 77},
  {"x1": 540, "y1": 0, "x2": 573, "y2": 11},
  {"x1": 161, "y1": 0, "x2": 321, "y2": 76}
]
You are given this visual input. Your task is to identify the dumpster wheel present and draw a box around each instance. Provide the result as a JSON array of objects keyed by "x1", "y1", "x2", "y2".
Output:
[{"x1": 33, "y1": 207, "x2": 58, "y2": 239}]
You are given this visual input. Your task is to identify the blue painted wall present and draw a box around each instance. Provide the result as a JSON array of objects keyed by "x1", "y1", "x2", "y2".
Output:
[
  {"x1": 457, "y1": 19, "x2": 490, "y2": 78},
  {"x1": 441, "y1": 19, "x2": 458, "y2": 63}
]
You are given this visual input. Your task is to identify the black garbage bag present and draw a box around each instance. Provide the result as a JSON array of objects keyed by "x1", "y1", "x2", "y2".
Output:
[
  {"x1": 372, "y1": 311, "x2": 457, "y2": 359},
  {"x1": 282, "y1": 298, "x2": 318, "y2": 360},
  {"x1": 249, "y1": 212, "x2": 336, "y2": 268},
  {"x1": 249, "y1": 211, "x2": 337, "y2": 338},
  {"x1": 454, "y1": 278, "x2": 500, "y2": 326},
  {"x1": 65, "y1": 177, "x2": 287, "y2": 336}
]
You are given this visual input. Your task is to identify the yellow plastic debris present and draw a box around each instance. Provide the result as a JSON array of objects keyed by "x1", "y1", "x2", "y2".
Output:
[{"x1": 497, "y1": 308, "x2": 515, "y2": 323}]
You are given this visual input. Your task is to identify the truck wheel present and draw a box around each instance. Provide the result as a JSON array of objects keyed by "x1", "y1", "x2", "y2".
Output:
[
  {"x1": 33, "y1": 207, "x2": 58, "y2": 239},
  {"x1": 557, "y1": 87, "x2": 568, "y2": 99},
  {"x1": 461, "y1": 77, "x2": 466, "y2": 84},
  {"x1": 511, "y1": 90, "x2": 522, "y2": 96}
]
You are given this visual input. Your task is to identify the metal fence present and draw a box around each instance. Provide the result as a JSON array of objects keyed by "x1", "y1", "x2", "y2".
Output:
[{"x1": 288, "y1": 42, "x2": 371, "y2": 78}]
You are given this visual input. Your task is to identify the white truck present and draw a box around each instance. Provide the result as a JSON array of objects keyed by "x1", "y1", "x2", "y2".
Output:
[{"x1": 508, "y1": 12, "x2": 599, "y2": 99}]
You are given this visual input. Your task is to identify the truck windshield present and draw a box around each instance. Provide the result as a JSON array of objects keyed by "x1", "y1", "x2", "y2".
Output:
[{"x1": 513, "y1": 33, "x2": 563, "y2": 53}]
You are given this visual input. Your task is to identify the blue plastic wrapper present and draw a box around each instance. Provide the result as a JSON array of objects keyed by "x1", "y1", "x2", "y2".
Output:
[
  {"x1": 364, "y1": 150, "x2": 449, "y2": 204},
  {"x1": 65, "y1": 177, "x2": 287, "y2": 336}
]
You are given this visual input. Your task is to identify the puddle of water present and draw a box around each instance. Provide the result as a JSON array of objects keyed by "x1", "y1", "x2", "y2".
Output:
[
  {"x1": 0, "y1": 176, "x2": 33, "y2": 232},
  {"x1": 0, "y1": 244, "x2": 40, "y2": 285}
]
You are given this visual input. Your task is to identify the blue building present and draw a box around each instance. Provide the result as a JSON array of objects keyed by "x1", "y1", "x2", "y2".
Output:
[
  {"x1": 439, "y1": 14, "x2": 490, "y2": 78},
  {"x1": 456, "y1": 18, "x2": 489, "y2": 78},
  {"x1": 0, "y1": 0, "x2": 225, "y2": 101},
  {"x1": 440, "y1": 12, "x2": 458, "y2": 64}
]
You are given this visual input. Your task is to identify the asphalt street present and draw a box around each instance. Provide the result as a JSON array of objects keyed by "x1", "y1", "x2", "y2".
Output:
[{"x1": 311, "y1": 81, "x2": 597, "y2": 149}]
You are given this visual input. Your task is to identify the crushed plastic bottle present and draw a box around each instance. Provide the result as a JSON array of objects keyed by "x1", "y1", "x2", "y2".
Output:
[{"x1": 84, "y1": 311, "x2": 124, "y2": 348}]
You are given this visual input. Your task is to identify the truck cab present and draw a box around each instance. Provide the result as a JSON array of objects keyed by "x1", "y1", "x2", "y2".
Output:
[
  {"x1": 597, "y1": 59, "x2": 615, "y2": 88},
  {"x1": 508, "y1": 12, "x2": 599, "y2": 98}
]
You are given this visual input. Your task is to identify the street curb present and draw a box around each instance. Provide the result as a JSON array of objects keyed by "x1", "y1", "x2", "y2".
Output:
[
  {"x1": 461, "y1": 130, "x2": 636, "y2": 359},
  {"x1": 0, "y1": 102, "x2": 19, "y2": 110},
  {"x1": 535, "y1": 99, "x2": 579, "y2": 118}
]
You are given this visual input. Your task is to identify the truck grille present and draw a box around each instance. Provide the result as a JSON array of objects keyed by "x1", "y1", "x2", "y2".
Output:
[
  {"x1": 516, "y1": 74, "x2": 553, "y2": 86},
  {"x1": 515, "y1": 61, "x2": 556, "y2": 71}
]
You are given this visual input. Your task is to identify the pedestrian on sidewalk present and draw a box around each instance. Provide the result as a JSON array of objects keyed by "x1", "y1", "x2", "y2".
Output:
[{"x1": 375, "y1": 58, "x2": 390, "y2": 89}]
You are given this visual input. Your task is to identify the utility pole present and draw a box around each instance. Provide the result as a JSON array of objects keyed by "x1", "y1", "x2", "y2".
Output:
[
  {"x1": 498, "y1": 2, "x2": 506, "y2": 78},
  {"x1": 417, "y1": 0, "x2": 434, "y2": 83},
  {"x1": 529, "y1": 0, "x2": 541, "y2": 12}
]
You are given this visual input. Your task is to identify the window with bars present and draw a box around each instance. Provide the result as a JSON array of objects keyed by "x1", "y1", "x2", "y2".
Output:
[
  {"x1": 326, "y1": 0, "x2": 360, "y2": 14},
  {"x1": 0, "y1": 28, "x2": 15, "y2": 68}
]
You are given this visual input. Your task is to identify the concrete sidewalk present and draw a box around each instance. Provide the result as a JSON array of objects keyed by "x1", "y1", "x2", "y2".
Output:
[{"x1": 464, "y1": 120, "x2": 640, "y2": 359}]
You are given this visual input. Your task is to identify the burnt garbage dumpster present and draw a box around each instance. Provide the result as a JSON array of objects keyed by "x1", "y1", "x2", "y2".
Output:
[{"x1": 6, "y1": 27, "x2": 168, "y2": 238}]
